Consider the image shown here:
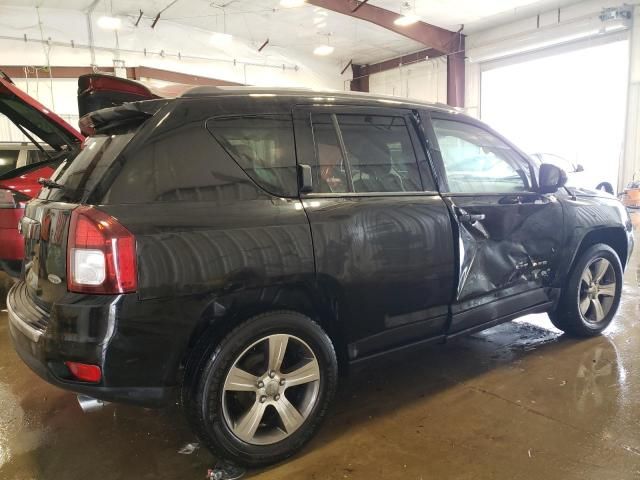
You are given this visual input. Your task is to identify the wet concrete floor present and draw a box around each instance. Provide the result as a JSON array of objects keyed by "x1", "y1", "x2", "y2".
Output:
[{"x1": 1, "y1": 217, "x2": 640, "y2": 479}]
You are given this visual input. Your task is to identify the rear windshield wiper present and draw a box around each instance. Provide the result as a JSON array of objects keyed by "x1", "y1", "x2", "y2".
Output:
[{"x1": 38, "y1": 178, "x2": 66, "y2": 189}]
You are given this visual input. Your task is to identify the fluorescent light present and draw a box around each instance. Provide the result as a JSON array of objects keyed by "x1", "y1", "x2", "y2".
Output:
[
  {"x1": 280, "y1": 0, "x2": 306, "y2": 7},
  {"x1": 313, "y1": 44, "x2": 334, "y2": 56},
  {"x1": 394, "y1": 14, "x2": 420, "y2": 26},
  {"x1": 97, "y1": 16, "x2": 121, "y2": 30},
  {"x1": 210, "y1": 32, "x2": 233, "y2": 47}
]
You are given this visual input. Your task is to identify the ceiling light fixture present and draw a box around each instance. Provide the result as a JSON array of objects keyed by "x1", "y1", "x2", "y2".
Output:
[
  {"x1": 211, "y1": 32, "x2": 233, "y2": 46},
  {"x1": 280, "y1": 0, "x2": 306, "y2": 7},
  {"x1": 393, "y1": 1, "x2": 420, "y2": 26},
  {"x1": 97, "y1": 15, "x2": 122, "y2": 30},
  {"x1": 313, "y1": 44, "x2": 334, "y2": 56},
  {"x1": 394, "y1": 13, "x2": 419, "y2": 26},
  {"x1": 314, "y1": 33, "x2": 334, "y2": 55}
]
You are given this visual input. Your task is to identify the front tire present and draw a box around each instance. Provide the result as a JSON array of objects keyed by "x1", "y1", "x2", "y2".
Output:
[
  {"x1": 185, "y1": 311, "x2": 338, "y2": 467},
  {"x1": 549, "y1": 244, "x2": 622, "y2": 336}
]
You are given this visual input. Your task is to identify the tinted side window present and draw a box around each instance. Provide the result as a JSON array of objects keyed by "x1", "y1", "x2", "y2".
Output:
[
  {"x1": 432, "y1": 119, "x2": 529, "y2": 194},
  {"x1": 337, "y1": 114, "x2": 422, "y2": 193},
  {"x1": 207, "y1": 115, "x2": 297, "y2": 197},
  {"x1": 102, "y1": 124, "x2": 261, "y2": 204}
]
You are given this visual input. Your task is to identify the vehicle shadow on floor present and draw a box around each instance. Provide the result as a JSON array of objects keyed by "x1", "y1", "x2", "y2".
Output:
[
  {"x1": 255, "y1": 316, "x2": 624, "y2": 477},
  {"x1": 0, "y1": 315, "x2": 622, "y2": 480}
]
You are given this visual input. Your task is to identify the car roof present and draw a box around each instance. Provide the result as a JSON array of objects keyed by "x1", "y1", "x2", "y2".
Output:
[{"x1": 180, "y1": 86, "x2": 461, "y2": 115}]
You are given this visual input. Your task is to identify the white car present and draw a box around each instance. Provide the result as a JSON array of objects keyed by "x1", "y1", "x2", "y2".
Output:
[{"x1": 529, "y1": 152, "x2": 614, "y2": 195}]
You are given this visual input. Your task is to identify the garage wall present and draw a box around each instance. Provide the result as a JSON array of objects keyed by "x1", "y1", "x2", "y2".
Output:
[
  {"x1": 481, "y1": 38, "x2": 629, "y2": 192},
  {"x1": 368, "y1": 56, "x2": 447, "y2": 103},
  {"x1": 621, "y1": 6, "x2": 640, "y2": 190},
  {"x1": 464, "y1": 0, "x2": 631, "y2": 117},
  {"x1": 464, "y1": 0, "x2": 638, "y2": 189}
]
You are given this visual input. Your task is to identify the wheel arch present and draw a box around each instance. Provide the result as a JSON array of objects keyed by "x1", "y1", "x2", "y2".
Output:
[
  {"x1": 180, "y1": 281, "x2": 349, "y2": 388},
  {"x1": 564, "y1": 227, "x2": 629, "y2": 281}
]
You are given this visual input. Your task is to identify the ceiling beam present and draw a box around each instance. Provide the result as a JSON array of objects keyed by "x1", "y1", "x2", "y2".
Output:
[
  {"x1": 306, "y1": 0, "x2": 462, "y2": 56},
  {"x1": 359, "y1": 47, "x2": 442, "y2": 76}
]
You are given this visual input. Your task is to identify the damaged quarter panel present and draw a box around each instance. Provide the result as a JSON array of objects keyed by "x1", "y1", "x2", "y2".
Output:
[{"x1": 424, "y1": 111, "x2": 563, "y2": 334}]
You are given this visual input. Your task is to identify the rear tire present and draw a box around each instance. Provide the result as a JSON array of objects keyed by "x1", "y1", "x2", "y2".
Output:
[
  {"x1": 184, "y1": 311, "x2": 338, "y2": 467},
  {"x1": 549, "y1": 244, "x2": 622, "y2": 337}
]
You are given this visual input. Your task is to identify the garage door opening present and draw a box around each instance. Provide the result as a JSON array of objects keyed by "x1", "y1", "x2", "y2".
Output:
[{"x1": 480, "y1": 38, "x2": 630, "y2": 193}]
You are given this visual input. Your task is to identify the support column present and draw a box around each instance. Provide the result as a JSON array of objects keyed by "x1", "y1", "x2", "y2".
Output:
[
  {"x1": 350, "y1": 64, "x2": 369, "y2": 92},
  {"x1": 447, "y1": 36, "x2": 465, "y2": 108},
  {"x1": 620, "y1": 6, "x2": 640, "y2": 191}
]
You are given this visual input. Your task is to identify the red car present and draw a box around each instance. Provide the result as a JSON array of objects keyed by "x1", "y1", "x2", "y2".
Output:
[
  {"x1": 0, "y1": 71, "x2": 84, "y2": 276},
  {"x1": 0, "y1": 71, "x2": 178, "y2": 277}
]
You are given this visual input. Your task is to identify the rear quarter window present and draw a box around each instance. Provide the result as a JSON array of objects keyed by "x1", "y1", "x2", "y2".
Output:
[
  {"x1": 101, "y1": 119, "x2": 262, "y2": 204},
  {"x1": 206, "y1": 115, "x2": 297, "y2": 197}
]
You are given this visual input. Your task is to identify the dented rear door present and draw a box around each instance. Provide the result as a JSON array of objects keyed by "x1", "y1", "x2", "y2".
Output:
[{"x1": 424, "y1": 111, "x2": 564, "y2": 334}]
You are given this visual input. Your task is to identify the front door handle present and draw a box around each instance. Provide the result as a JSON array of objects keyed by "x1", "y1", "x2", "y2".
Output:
[
  {"x1": 499, "y1": 195, "x2": 523, "y2": 205},
  {"x1": 457, "y1": 212, "x2": 486, "y2": 224}
]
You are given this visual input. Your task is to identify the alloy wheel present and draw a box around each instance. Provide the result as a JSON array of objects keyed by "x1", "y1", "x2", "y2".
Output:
[
  {"x1": 221, "y1": 334, "x2": 321, "y2": 445},
  {"x1": 578, "y1": 257, "x2": 617, "y2": 324}
]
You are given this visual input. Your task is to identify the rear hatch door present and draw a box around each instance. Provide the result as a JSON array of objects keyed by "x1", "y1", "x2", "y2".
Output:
[
  {"x1": 22, "y1": 133, "x2": 136, "y2": 310},
  {"x1": 22, "y1": 101, "x2": 167, "y2": 311}
]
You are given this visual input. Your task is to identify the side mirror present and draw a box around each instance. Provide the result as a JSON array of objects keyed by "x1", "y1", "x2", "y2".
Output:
[
  {"x1": 538, "y1": 163, "x2": 568, "y2": 194},
  {"x1": 574, "y1": 163, "x2": 585, "y2": 172}
]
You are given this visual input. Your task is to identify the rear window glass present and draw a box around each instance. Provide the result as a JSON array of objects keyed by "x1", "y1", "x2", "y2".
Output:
[
  {"x1": 207, "y1": 115, "x2": 297, "y2": 197},
  {"x1": 41, "y1": 134, "x2": 134, "y2": 202}
]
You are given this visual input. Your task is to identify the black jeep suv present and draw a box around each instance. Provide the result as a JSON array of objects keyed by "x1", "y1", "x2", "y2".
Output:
[{"x1": 7, "y1": 87, "x2": 633, "y2": 467}]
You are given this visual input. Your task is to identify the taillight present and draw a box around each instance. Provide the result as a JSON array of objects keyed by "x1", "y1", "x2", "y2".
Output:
[
  {"x1": 67, "y1": 206, "x2": 137, "y2": 294},
  {"x1": 0, "y1": 188, "x2": 28, "y2": 209}
]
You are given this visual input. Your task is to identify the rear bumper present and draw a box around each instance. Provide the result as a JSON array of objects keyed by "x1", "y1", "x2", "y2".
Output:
[{"x1": 7, "y1": 281, "x2": 179, "y2": 407}]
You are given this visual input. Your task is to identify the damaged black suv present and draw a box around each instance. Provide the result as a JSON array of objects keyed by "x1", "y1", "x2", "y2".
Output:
[{"x1": 8, "y1": 87, "x2": 633, "y2": 467}]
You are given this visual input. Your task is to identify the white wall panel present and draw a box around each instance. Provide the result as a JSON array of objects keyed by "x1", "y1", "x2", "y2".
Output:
[
  {"x1": 464, "y1": 0, "x2": 637, "y2": 187},
  {"x1": 369, "y1": 56, "x2": 447, "y2": 103}
]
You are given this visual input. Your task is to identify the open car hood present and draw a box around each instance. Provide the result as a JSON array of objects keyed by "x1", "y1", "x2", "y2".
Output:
[{"x1": 0, "y1": 71, "x2": 83, "y2": 151}]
